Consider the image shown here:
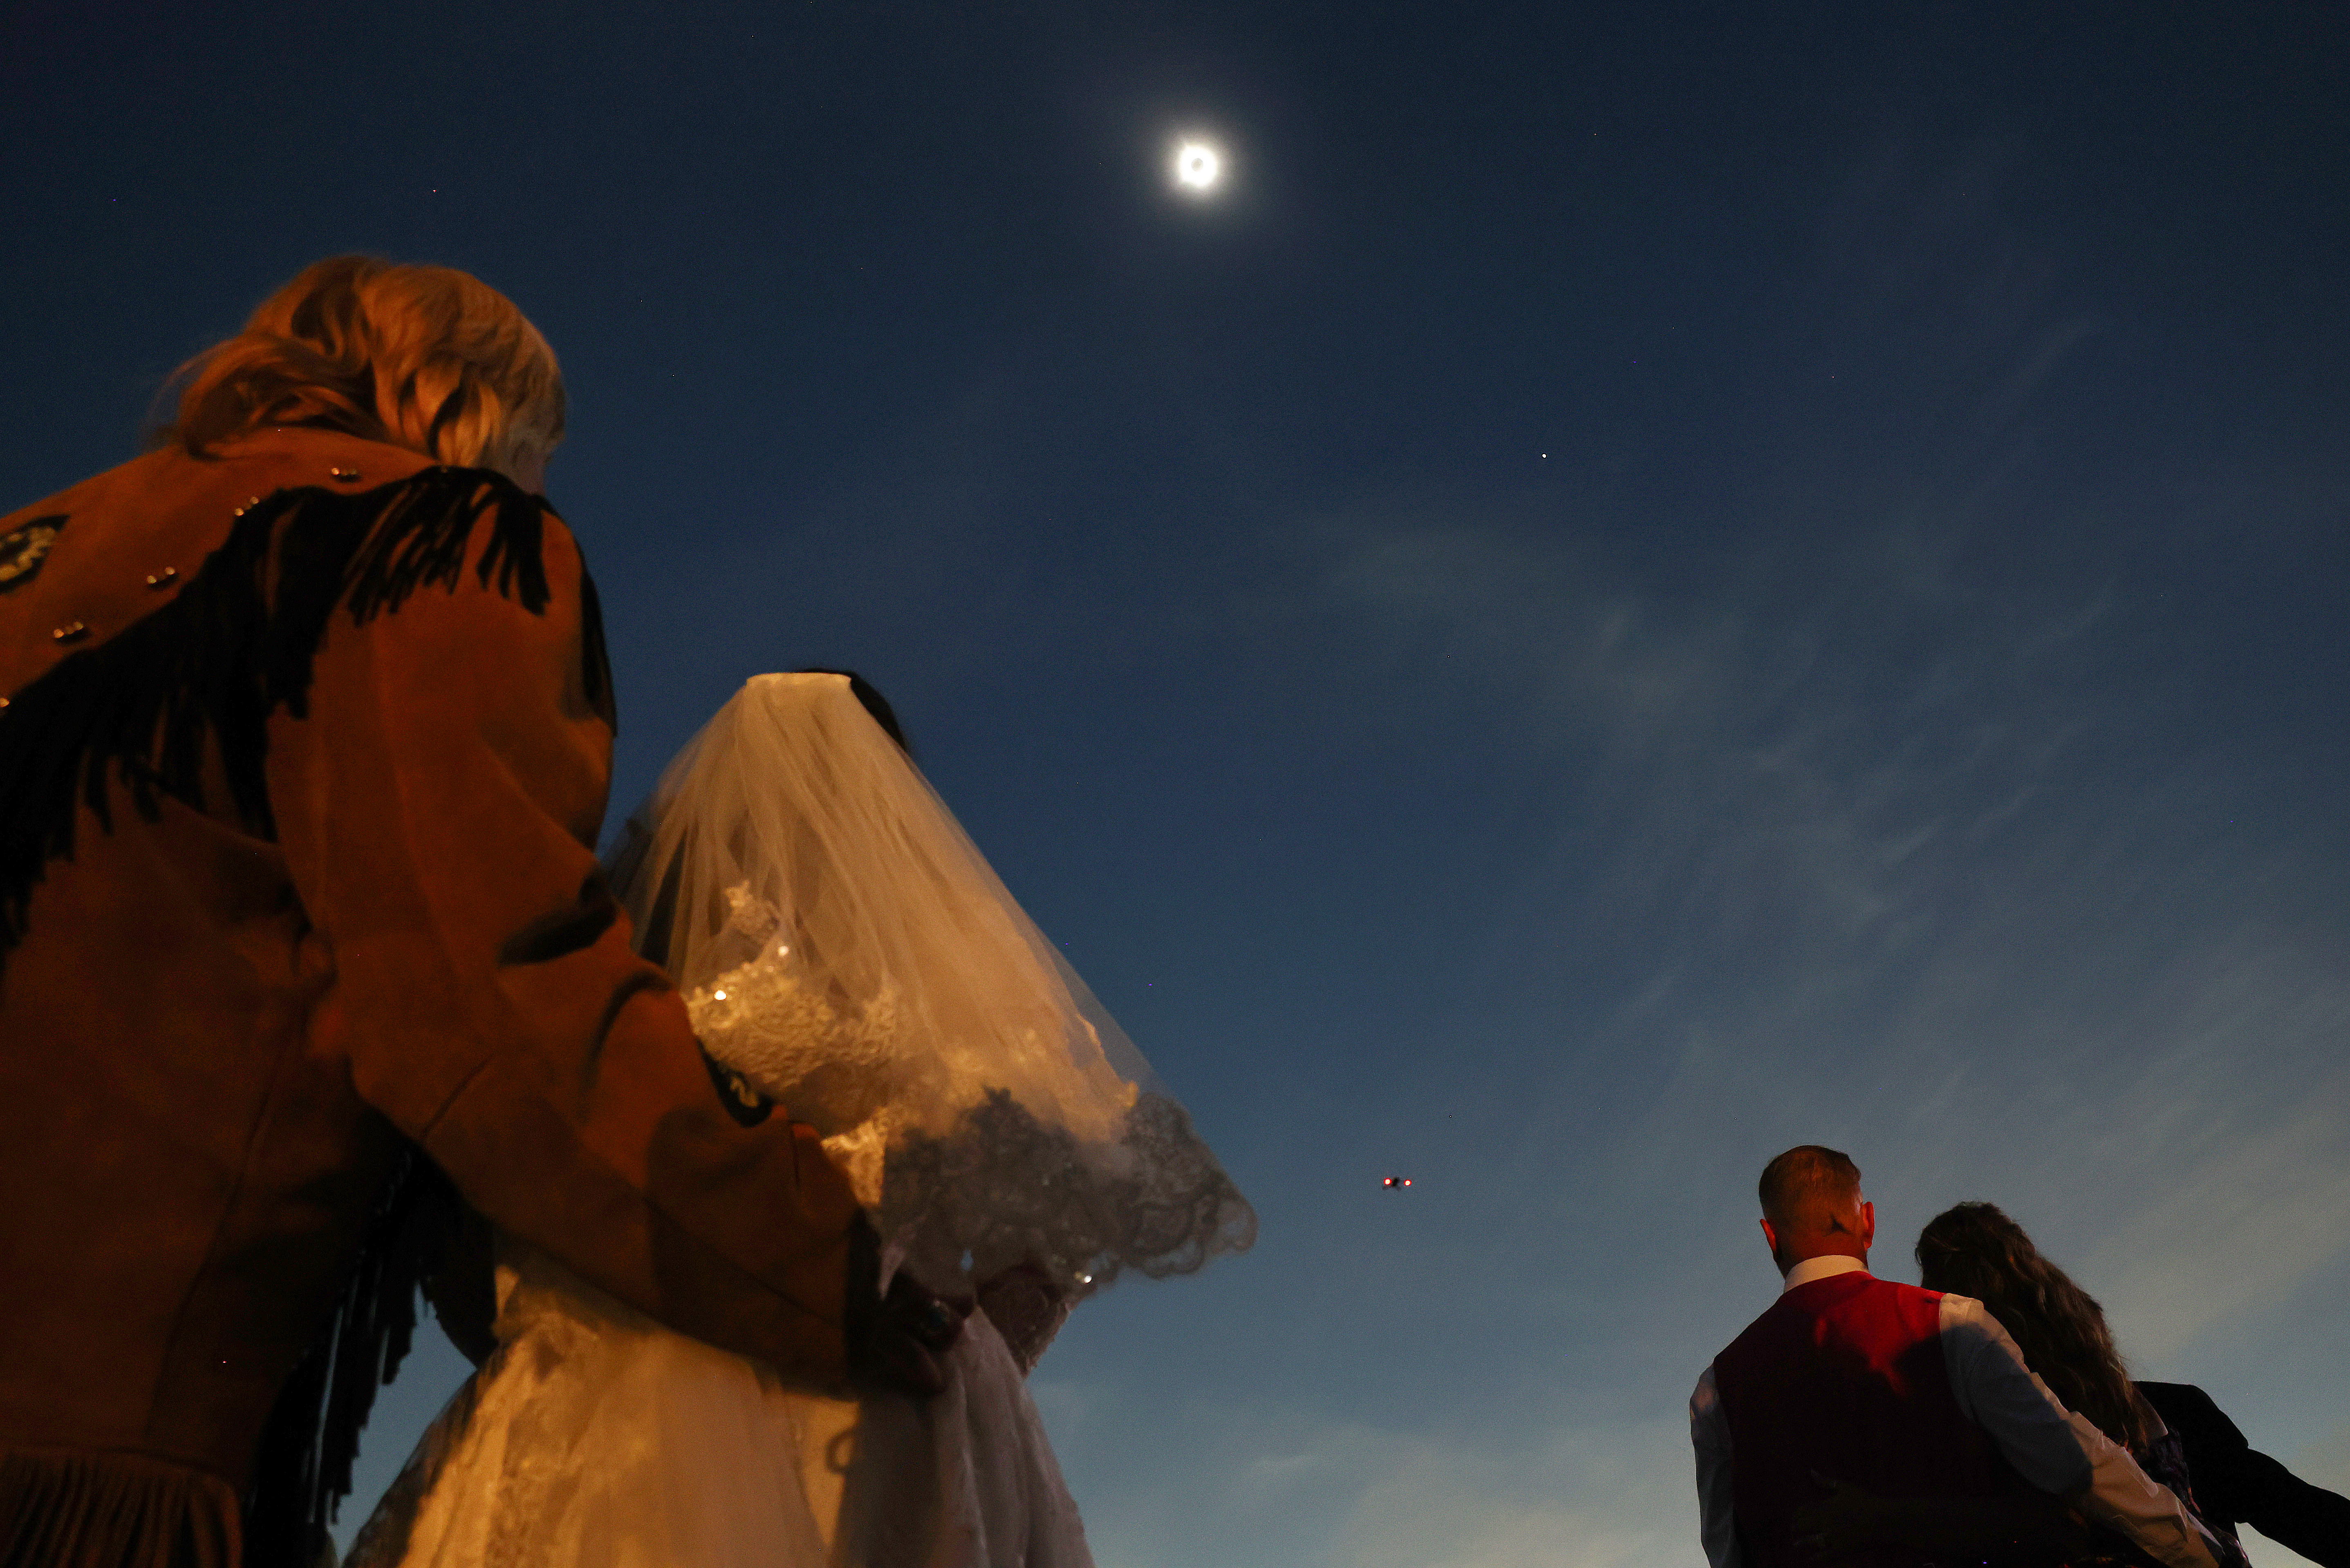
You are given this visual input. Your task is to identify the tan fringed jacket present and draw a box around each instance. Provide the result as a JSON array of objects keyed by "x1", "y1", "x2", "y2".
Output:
[{"x1": 0, "y1": 430, "x2": 861, "y2": 1566}]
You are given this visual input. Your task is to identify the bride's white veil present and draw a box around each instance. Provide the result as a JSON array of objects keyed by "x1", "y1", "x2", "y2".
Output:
[{"x1": 604, "y1": 672, "x2": 1254, "y2": 1301}]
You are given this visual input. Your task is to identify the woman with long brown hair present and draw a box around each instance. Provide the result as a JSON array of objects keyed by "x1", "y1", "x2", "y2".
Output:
[
  {"x1": 1915, "y1": 1207, "x2": 2158, "y2": 1457},
  {"x1": 1912, "y1": 1204, "x2": 2244, "y2": 1567}
]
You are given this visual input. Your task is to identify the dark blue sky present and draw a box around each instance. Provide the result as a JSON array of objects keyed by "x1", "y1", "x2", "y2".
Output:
[{"x1": 7, "y1": 4, "x2": 2346, "y2": 1564}]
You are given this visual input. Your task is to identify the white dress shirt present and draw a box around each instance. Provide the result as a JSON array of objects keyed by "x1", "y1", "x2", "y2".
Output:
[{"x1": 1689, "y1": 1256, "x2": 2218, "y2": 1568}]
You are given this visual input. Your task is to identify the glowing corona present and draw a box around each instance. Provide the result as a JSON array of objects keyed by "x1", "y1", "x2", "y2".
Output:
[{"x1": 1173, "y1": 141, "x2": 1223, "y2": 193}]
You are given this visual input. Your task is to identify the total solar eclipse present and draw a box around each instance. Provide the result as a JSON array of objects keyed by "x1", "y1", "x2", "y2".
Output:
[{"x1": 1172, "y1": 141, "x2": 1223, "y2": 193}]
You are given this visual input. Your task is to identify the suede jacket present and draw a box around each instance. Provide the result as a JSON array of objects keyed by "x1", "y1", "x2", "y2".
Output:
[{"x1": 0, "y1": 431, "x2": 860, "y2": 1566}]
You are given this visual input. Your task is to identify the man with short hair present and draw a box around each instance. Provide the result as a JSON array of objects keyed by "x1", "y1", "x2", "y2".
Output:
[{"x1": 1690, "y1": 1146, "x2": 2220, "y2": 1568}]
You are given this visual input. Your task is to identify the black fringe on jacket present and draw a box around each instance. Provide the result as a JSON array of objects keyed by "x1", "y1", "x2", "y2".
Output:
[
  {"x1": 0, "y1": 465, "x2": 616, "y2": 972},
  {"x1": 241, "y1": 1145, "x2": 475, "y2": 1568},
  {"x1": 0, "y1": 466, "x2": 608, "y2": 1566},
  {"x1": 0, "y1": 1445, "x2": 244, "y2": 1568}
]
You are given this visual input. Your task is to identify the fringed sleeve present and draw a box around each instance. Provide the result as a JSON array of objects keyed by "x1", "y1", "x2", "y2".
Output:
[
  {"x1": 0, "y1": 1448, "x2": 241, "y2": 1568},
  {"x1": 256, "y1": 476, "x2": 864, "y2": 1396}
]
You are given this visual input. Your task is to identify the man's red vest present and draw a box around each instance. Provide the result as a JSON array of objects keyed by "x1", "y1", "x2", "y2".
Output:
[{"x1": 1712, "y1": 1271, "x2": 2016, "y2": 1568}]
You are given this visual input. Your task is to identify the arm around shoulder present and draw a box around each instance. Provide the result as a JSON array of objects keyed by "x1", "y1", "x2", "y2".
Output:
[
  {"x1": 1942, "y1": 1298, "x2": 2218, "y2": 1568},
  {"x1": 266, "y1": 476, "x2": 864, "y2": 1391}
]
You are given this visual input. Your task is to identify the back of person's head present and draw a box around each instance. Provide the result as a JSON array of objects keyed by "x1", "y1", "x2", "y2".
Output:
[
  {"x1": 163, "y1": 255, "x2": 564, "y2": 479},
  {"x1": 794, "y1": 667, "x2": 910, "y2": 755},
  {"x1": 1915, "y1": 1202, "x2": 2156, "y2": 1453},
  {"x1": 1758, "y1": 1144, "x2": 1865, "y2": 1251}
]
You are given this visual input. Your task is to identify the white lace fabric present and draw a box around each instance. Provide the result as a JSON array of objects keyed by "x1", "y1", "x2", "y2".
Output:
[{"x1": 349, "y1": 1248, "x2": 1092, "y2": 1568}]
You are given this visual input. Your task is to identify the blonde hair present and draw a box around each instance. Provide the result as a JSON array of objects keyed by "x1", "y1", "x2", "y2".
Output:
[{"x1": 164, "y1": 255, "x2": 564, "y2": 475}]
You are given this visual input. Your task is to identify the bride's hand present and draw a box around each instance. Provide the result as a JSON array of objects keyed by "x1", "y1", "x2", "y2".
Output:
[
  {"x1": 845, "y1": 1219, "x2": 968, "y2": 1396},
  {"x1": 856, "y1": 1272, "x2": 967, "y2": 1396}
]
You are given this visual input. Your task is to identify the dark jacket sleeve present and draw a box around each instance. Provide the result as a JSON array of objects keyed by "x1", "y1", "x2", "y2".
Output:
[
  {"x1": 2142, "y1": 1382, "x2": 2350, "y2": 1568},
  {"x1": 266, "y1": 500, "x2": 861, "y2": 1394}
]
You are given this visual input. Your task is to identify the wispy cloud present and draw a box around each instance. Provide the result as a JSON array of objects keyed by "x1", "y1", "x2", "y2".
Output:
[
  {"x1": 1056, "y1": 1390, "x2": 1701, "y2": 1568},
  {"x1": 1194, "y1": 446, "x2": 2350, "y2": 1559}
]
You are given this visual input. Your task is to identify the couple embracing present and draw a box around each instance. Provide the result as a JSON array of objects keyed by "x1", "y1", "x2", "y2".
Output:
[
  {"x1": 0, "y1": 258, "x2": 1253, "y2": 1568},
  {"x1": 1695, "y1": 1146, "x2": 2348, "y2": 1568}
]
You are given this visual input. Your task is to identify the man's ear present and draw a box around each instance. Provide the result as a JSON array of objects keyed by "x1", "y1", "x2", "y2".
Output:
[
  {"x1": 1857, "y1": 1200, "x2": 1877, "y2": 1253},
  {"x1": 1759, "y1": 1215, "x2": 1781, "y2": 1264}
]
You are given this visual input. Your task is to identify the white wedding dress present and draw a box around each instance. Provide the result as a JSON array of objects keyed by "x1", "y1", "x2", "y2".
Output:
[
  {"x1": 350, "y1": 674, "x2": 1254, "y2": 1568},
  {"x1": 347, "y1": 1245, "x2": 1086, "y2": 1568}
]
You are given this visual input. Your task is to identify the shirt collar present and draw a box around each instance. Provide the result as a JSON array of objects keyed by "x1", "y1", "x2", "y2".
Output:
[{"x1": 1780, "y1": 1254, "x2": 1871, "y2": 1293}]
